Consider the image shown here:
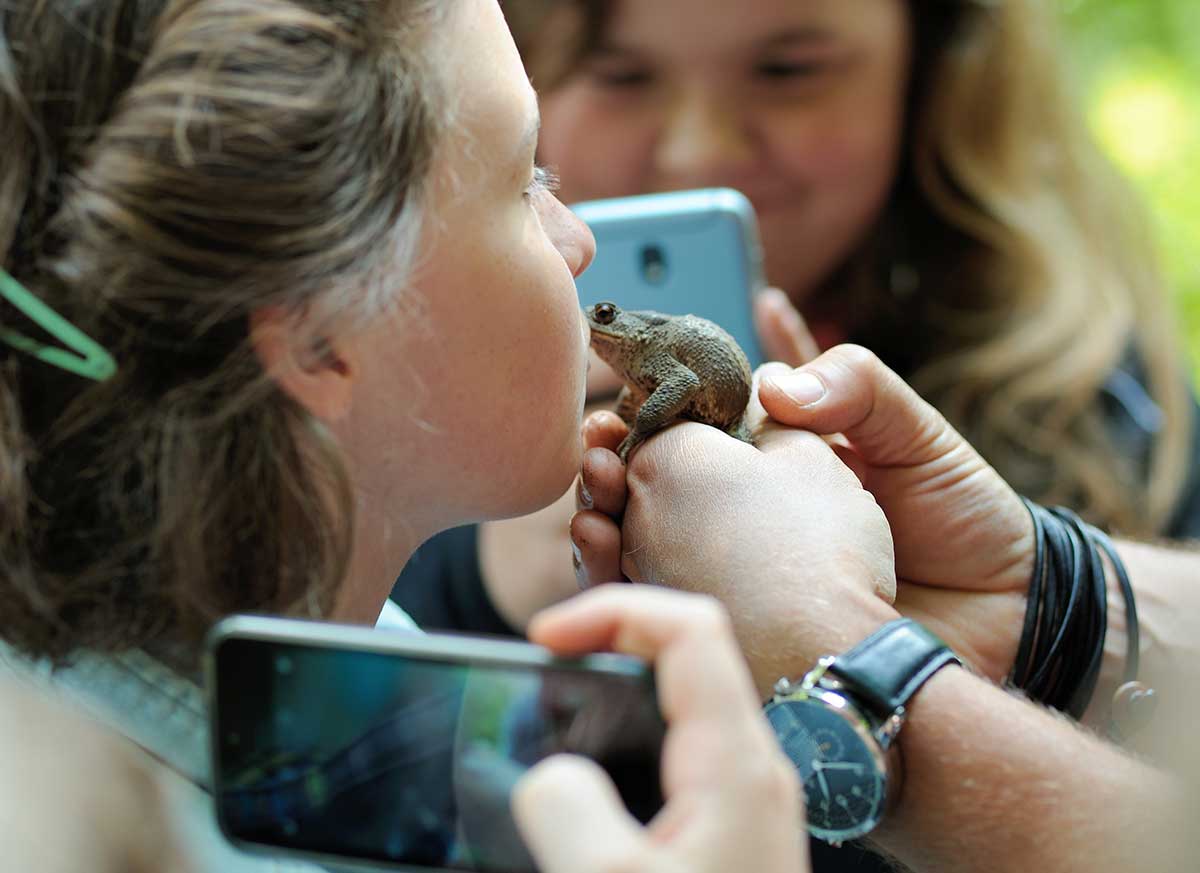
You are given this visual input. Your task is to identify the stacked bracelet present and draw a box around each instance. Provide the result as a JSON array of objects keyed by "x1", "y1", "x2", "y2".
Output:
[{"x1": 1008, "y1": 499, "x2": 1155, "y2": 738}]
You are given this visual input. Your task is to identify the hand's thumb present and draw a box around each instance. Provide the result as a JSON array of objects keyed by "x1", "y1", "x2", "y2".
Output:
[
  {"x1": 758, "y1": 344, "x2": 958, "y2": 467},
  {"x1": 512, "y1": 755, "x2": 647, "y2": 873}
]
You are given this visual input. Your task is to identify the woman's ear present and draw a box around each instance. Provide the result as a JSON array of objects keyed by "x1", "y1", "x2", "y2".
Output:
[{"x1": 249, "y1": 306, "x2": 355, "y2": 422}]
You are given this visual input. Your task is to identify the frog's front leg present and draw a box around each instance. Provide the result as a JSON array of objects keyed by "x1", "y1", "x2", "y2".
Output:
[
  {"x1": 617, "y1": 359, "x2": 700, "y2": 461},
  {"x1": 614, "y1": 385, "x2": 646, "y2": 429}
]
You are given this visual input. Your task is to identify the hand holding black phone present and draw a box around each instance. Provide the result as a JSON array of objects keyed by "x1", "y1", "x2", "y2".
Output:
[{"x1": 205, "y1": 617, "x2": 666, "y2": 873}]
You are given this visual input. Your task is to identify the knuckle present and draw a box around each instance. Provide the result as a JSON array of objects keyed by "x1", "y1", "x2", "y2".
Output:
[{"x1": 829, "y1": 342, "x2": 881, "y2": 374}]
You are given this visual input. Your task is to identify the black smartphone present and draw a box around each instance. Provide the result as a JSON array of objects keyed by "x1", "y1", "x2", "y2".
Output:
[{"x1": 204, "y1": 616, "x2": 666, "y2": 873}]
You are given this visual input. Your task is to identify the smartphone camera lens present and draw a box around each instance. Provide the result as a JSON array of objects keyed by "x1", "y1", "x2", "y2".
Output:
[{"x1": 640, "y1": 244, "x2": 668, "y2": 286}]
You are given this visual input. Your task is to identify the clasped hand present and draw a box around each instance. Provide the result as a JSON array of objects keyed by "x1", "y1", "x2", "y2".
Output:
[{"x1": 571, "y1": 344, "x2": 1035, "y2": 690}]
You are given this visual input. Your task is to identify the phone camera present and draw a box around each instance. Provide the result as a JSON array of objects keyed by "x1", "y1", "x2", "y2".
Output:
[{"x1": 640, "y1": 244, "x2": 668, "y2": 285}]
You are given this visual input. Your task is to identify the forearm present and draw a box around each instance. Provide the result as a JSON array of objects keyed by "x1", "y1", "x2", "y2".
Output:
[
  {"x1": 1086, "y1": 538, "x2": 1200, "y2": 753},
  {"x1": 479, "y1": 488, "x2": 580, "y2": 632},
  {"x1": 874, "y1": 666, "x2": 1194, "y2": 873}
]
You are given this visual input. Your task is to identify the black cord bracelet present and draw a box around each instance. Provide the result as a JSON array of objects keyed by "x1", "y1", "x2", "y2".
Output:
[{"x1": 1008, "y1": 499, "x2": 1151, "y2": 735}]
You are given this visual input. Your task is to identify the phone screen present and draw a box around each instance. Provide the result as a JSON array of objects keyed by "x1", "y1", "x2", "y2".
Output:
[{"x1": 211, "y1": 636, "x2": 665, "y2": 872}]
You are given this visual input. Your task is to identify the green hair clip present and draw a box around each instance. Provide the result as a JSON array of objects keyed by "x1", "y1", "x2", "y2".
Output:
[{"x1": 0, "y1": 267, "x2": 117, "y2": 382}]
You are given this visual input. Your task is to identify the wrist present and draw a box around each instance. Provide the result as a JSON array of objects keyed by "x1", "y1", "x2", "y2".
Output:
[
  {"x1": 869, "y1": 663, "x2": 973, "y2": 844},
  {"x1": 764, "y1": 618, "x2": 960, "y2": 844},
  {"x1": 1080, "y1": 544, "x2": 1129, "y2": 727},
  {"x1": 1007, "y1": 501, "x2": 1137, "y2": 721},
  {"x1": 746, "y1": 591, "x2": 900, "y2": 700},
  {"x1": 1087, "y1": 538, "x2": 1200, "y2": 757},
  {"x1": 895, "y1": 589, "x2": 1026, "y2": 683}
]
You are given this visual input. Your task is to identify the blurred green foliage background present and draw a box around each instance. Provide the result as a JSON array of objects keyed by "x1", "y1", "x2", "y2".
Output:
[{"x1": 1061, "y1": 0, "x2": 1200, "y2": 376}]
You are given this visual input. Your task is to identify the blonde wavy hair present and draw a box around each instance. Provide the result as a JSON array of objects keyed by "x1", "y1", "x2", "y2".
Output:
[
  {"x1": 0, "y1": 0, "x2": 443, "y2": 666},
  {"x1": 506, "y1": 0, "x2": 1192, "y2": 537}
]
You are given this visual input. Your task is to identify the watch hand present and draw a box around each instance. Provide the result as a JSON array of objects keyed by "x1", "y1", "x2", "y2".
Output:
[
  {"x1": 812, "y1": 766, "x2": 831, "y2": 803},
  {"x1": 815, "y1": 762, "x2": 864, "y2": 774}
]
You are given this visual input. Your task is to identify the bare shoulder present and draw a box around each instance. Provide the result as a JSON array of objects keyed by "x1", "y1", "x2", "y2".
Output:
[{"x1": 0, "y1": 678, "x2": 192, "y2": 873}]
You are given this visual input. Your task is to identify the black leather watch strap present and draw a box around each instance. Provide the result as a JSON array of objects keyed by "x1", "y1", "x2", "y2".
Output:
[{"x1": 827, "y1": 619, "x2": 960, "y2": 719}]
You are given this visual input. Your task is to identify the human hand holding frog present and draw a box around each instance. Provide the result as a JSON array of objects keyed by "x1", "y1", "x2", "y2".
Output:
[
  {"x1": 476, "y1": 288, "x2": 821, "y2": 631},
  {"x1": 571, "y1": 348, "x2": 901, "y2": 694},
  {"x1": 574, "y1": 344, "x2": 1035, "y2": 686}
]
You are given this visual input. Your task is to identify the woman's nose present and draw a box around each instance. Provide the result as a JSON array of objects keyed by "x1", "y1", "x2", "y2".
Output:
[
  {"x1": 654, "y1": 90, "x2": 754, "y2": 185},
  {"x1": 546, "y1": 198, "x2": 596, "y2": 278}
]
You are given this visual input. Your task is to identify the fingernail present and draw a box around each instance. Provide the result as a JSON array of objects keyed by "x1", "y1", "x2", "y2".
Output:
[
  {"x1": 570, "y1": 540, "x2": 587, "y2": 590},
  {"x1": 577, "y1": 477, "x2": 593, "y2": 509},
  {"x1": 758, "y1": 286, "x2": 788, "y2": 307},
  {"x1": 774, "y1": 371, "x2": 826, "y2": 407}
]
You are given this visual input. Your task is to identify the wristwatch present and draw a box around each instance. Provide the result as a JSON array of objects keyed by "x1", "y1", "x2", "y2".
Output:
[{"x1": 763, "y1": 619, "x2": 960, "y2": 844}]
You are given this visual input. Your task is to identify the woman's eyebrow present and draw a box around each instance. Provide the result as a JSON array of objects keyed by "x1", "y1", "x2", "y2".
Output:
[
  {"x1": 758, "y1": 27, "x2": 838, "y2": 50},
  {"x1": 591, "y1": 27, "x2": 836, "y2": 60}
]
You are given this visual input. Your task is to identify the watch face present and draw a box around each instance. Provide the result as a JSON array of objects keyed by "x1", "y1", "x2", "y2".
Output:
[{"x1": 764, "y1": 692, "x2": 888, "y2": 842}]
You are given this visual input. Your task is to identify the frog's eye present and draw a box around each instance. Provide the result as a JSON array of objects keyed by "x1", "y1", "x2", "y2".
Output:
[{"x1": 594, "y1": 302, "x2": 618, "y2": 325}]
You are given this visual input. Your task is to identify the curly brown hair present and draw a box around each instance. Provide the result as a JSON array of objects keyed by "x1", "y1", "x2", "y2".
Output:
[{"x1": 0, "y1": 0, "x2": 443, "y2": 667}]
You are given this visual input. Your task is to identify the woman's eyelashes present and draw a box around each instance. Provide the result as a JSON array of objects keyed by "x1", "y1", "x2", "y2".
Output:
[
  {"x1": 756, "y1": 59, "x2": 829, "y2": 80},
  {"x1": 590, "y1": 66, "x2": 654, "y2": 89},
  {"x1": 580, "y1": 63, "x2": 838, "y2": 96},
  {"x1": 581, "y1": 51, "x2": 655, "y2": 89},
  {"x1": 525, "y1": 165, "x2": 561, "y2": 200}
]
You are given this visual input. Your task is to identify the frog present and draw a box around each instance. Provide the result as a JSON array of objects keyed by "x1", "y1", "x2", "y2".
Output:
[{"x1": 584, "y1": 301, "x2": 754, "y2": 461}]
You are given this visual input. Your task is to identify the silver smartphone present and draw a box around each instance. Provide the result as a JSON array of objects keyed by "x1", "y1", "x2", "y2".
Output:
[
  {"x1": 205, "y1": 616, "x2": 666, "y2": 873},
  {"x1": 572, "y1": 187, "x2": 767, "y2": 367}
]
